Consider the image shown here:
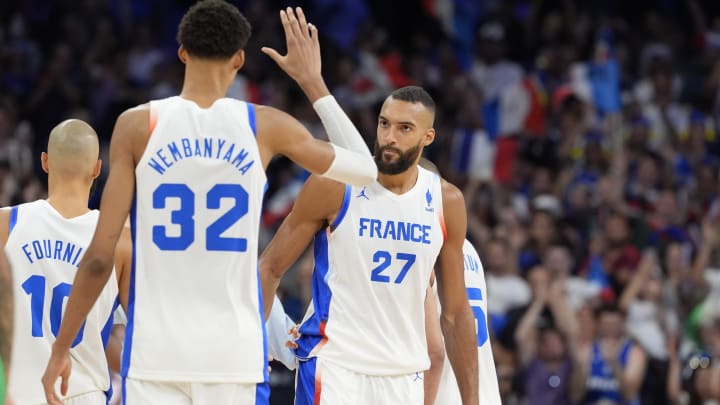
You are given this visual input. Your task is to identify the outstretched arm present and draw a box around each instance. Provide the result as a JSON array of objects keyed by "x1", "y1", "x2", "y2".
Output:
[
  {"x1": 435, "y1": 181, "x2": 478, "y2": 405},
  {"x1": 259, "y1": 175, "x2": 345, "y2": 318},
  {"x1": 42, "y1": 106, "x2": 146, "y2": 405},
  {"x1": 258, "y1": 7, "x2": 376, "y2": 187}
]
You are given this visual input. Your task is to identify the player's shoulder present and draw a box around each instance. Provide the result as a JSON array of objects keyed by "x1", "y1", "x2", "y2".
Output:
[
  {"x1": 439, "y1": 178, "x2": 464, "y2": 207},
  {"x1": 114, "y1": 103, "x2": 150, "y2": 136}
]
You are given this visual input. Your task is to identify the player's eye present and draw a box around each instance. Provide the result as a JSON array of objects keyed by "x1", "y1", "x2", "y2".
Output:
[
  {"x1": 379, "y1": 119, "x2": 389, "y2": 128},
  {"x1": 402, "y1": 125, "x2": 411, "y2": 132}
]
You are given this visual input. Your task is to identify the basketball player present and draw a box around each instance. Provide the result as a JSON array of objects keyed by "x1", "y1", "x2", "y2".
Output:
[
  {"x1": 43, "y1": 2, "x2": 376, "y2": 404},
  {"x1": 0, "y1": 249, "x2": 12, "y2": 405},
  {"x1": 0, "y1": 119, "x2": 131, "y2": 404},
  {"x1": 430, "y1": 240, "x2": 501, "y2": 404},
  {"x1": 260, "y1": 86, "x2": 479, "y2": 404},
  {"x1": 415, "y1": 158, "x2": 501, "y2": 405}
]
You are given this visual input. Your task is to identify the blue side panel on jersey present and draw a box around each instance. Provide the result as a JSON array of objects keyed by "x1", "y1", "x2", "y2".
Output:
[
  {"x1": 121, "y1": 195, "x2": 138, "y2": 377},
  {"x1": 256, "y1": 266, "x2": 269, "y2": 383},
  {"x1": 295, "y1": 231, "x2": 332, "y2": 358},
  {"x1": 247, "y1": 103, "x2": 257, "y2": 136},
  {"x1": 8, "y1": 205, "x2": 18, "y2": 234},
  {"x1": 295, "y1": 358, "x2": 318, "y2": 405},
  {"x1": 329, "y1": 185, "x2": 351, "y2": 231},
  {"x1": 467, "y1": 288, "x2": 483, "y2": 300},
  {"x1": 101, "y1": 299, "x2": 119, "y2": 349}
]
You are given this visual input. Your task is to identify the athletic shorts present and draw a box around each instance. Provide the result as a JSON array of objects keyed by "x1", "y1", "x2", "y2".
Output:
[
  {"x1": 295, "y1": 357, "x2": 424, "y2": 405},
  {"x1": 122, "y1": 378, "x2": 269, "y2": 405}
]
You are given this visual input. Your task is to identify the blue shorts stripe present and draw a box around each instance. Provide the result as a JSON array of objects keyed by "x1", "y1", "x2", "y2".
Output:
[
  {"x1": 121, "y1": 195, "x2": 138, "y2": 377},
  {"x1": 255, "y1": 380, "x2": 270, "y2": 405},
  {"x1": 295, "y1": 358, "x2": 318, "y2": 405}
]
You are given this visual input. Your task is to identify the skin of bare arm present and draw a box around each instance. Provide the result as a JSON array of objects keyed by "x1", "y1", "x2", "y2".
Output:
[
  {"x1": 434, "y1": 180, "x2": 479, "y2": 405},
  {"x1": 259, "y1": 175, "x2": 345, "y2": 318},
  {"x1": 423, "y1": 282, "x2": 445, "y2": 405}
]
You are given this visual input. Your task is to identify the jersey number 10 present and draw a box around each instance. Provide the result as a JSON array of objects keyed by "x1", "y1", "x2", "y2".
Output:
[
  {"x1": 152, "y1": 183, "x2": 248, "y2": 251},
  {"x1": 22, "y1": 275, "x2": 86, "y2": 347}
]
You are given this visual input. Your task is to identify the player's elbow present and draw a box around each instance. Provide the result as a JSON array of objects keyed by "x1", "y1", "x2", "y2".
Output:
[
  {"x1": 427, "y1": 340, "x2": 445, "y2": 371},
  {"x1": 83, "y1": 252, "x2": 115, "y2": 278},
  {"x1": 258, "y1": 255, "x2": 284, "y2": 283}
]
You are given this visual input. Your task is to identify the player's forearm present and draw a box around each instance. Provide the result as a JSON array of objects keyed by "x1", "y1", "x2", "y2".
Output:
[
  {"x1": 423, "y1": 353, "x2": 444, "y2": 405},
  {"x1": 259, "y1": 265, "x2": 281, "y2": 320},
  {"x1": 54, "y1": 254, "x2": 114, "y2": 351},
  {"x1": 441, "y1": 308, "x2": 479, "y2": 405}
]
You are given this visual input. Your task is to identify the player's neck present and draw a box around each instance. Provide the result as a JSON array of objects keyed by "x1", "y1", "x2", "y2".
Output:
[
  {"x1": 377, "y1": 165, "x2": 419, "y2": 195},
  {"x1": 46, "y1": 181, "x2": 92, "y2": 218},
  {"x1": 180, "y1": 62, "x2": 234, "y2": 108}
]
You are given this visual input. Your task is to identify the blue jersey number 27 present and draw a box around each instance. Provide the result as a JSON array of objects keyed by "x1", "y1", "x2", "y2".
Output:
[
  {"x1": 467, "y1": 287, "x2": 489, "y2": 347},
  {"x1": 152, "y1": 183, "x2": 249, "y2": 252},
  {"x1": 370, "y1": 250, "x2": 416, "y2": 284}
]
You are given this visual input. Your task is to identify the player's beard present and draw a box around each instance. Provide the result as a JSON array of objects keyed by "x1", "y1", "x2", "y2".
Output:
[{"x1": 374, "y1": 140, "x2": 422, "y2": 175}]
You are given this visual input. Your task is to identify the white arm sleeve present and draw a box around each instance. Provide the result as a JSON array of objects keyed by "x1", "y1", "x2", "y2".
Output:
[
  {"x1": 313, "y1": 96, "x2": 377, "y2": 186},
  {"x1": 265, "y1": 295, "x2": 298, "y2": 370}
]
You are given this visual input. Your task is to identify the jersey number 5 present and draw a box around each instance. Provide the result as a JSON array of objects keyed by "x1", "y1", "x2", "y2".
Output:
[
  {"x1": 152, "y1": 183, "x2": 248, "y2": 251},
  {"x1": 467, "y1": 287, "x2": 489, "y2": 347},
  {"x1": 22, "y1": 275, "x2": 86, "y2": 347}
]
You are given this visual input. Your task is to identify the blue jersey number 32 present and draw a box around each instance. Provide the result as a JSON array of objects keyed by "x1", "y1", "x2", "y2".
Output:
[{"x1": 152, "y1": 183, "x2": 249, "y2": 252}]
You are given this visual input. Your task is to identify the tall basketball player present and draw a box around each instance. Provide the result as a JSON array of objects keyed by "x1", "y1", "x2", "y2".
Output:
[
  {"x1": 431, "y1": 240, "x2": 501, "y2": 405},
  {"x1": 260, "y1": 86, "x2": 479, "y2": 404},
  {"x1": 415, "y1": 158, "x2": 500, "y2": 405},
  {"x1": 42, "y1": 2, "x2": 376, "y2": 404},
  {"x1": 1, "y1": 119, "x2": 131, "y2": 404}
]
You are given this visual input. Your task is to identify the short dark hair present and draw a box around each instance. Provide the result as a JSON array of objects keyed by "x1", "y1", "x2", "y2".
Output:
[
  {"x1": 389, "y1": 86, "x2": 436, "y2": 112},
  {"x1": 177, "y1": 0, "x2": 252, "y2": 59},
  {"x1": 594, "y1": 302, "x2": 625, "y2": 319}
]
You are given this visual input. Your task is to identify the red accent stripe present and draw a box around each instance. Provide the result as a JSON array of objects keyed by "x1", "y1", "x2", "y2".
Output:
[
  {"x1": 438, "y1": 206, "x2": 447, "y2": 241},
  {"x1": 313, "y1": 363, "x2": 323, "y2": 405},
  {"x1": 149, "y1": 106, "x2": 158, "y2": 138}
]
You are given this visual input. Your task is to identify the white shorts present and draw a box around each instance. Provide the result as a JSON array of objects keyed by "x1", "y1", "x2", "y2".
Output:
[
  {"x1": 62, "y1": 390, "x2": 108, "y2": 404},
  {"x1": 122, "y1": 378, "x2": 269, "y2": 405},
  {"x1": 295, "y1": 357, "x2": 424, "y2": 405}
]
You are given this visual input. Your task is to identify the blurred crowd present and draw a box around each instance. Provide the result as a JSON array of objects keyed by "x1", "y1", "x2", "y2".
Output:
[{"x1": 3, "y1": 0, "x2": 720, "y2": 404}]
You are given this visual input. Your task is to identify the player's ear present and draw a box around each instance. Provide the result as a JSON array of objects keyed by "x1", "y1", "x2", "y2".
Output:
[
  {"x1": 423, "y1": 128, "x2": 435, "y2": 147},
  {"x1": 41, "y1": 152, "x2": 49, "y2": 174},
  {"x1": 92, "y1": 159, "x2": 102, "y2": 179},
  {"x1": 232, "y1": 50, "x2": 245, "y2": 70},
  {"x1": 178, "y1": 46, "x2": 188, "y2": 64}
]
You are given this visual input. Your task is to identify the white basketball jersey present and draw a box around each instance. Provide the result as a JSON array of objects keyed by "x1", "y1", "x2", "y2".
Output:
[
  {"x1": 435, "y1": 240, "x2": 501, "y2": 405},
  {"x1": 296, "y1": 167, "x2": 445, "y2": 375},
  {"x1": 6, "y1": 200, "x2": 118, "y2": 404},
  {"x1": 127, "y1": 96, "x2": 267, "y2": 382}
]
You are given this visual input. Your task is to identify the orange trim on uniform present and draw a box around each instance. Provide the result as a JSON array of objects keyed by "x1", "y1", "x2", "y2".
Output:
[
  {"x1": 149, "y1": 106, "x2": 158, "y2": 137},
  {"x1": 313, "y1": 362, "x2": 323, "y2": 405},
  {"x1": 438, "y1": 203, "x2": 447, "y2": 241}
]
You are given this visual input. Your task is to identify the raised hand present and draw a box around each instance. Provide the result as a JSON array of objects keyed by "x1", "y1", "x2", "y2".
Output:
[{"x1": 262, "y1": 7, "x2": 322, "y2": 89}]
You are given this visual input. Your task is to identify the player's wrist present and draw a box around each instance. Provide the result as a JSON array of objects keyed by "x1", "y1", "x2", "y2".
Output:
[{"x1": 298, "y1": 78, "x2": 330, "y2": 103}]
